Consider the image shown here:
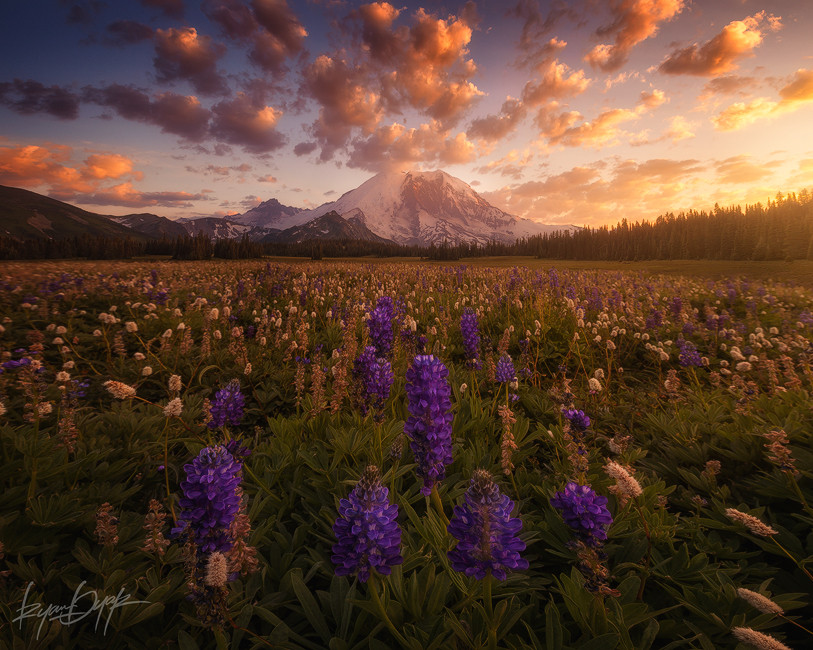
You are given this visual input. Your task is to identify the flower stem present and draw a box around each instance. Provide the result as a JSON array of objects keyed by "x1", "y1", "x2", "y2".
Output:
[
  {"x1": 483, "y1": 573, "x2": 496, "y2": 650},
  {"x1": 368, "y1": 574, "x2": 410, "y2": 648}
]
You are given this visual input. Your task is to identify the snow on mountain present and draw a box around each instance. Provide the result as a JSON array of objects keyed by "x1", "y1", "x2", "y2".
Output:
[
  {"x1": 181, "y1": 217, "x2": 256, "y2": 239},
  {"x1": 269, "y1": 170, "x2": 573, "y2": 246},
  {"x1": 230, "y1": 197, "x2": 302, "y2": 229}
]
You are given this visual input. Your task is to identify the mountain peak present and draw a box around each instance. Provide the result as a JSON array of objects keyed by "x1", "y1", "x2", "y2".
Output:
[{"x1": 225, "y1": 169, "x2": 573, "y2": 245}]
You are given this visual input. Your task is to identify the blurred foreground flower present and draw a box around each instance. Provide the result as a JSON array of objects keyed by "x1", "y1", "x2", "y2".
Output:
[
  {"x1": 332, "y1": 465, "x2": 402, "y2": 583},
  {"x1": 447, "y1": 469, "x2": 528, "y2": 580}
]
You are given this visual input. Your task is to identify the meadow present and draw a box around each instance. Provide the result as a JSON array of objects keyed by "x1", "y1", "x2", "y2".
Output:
[{"x1": 0, "y1": 258, "x2": 811, "y2": 649}]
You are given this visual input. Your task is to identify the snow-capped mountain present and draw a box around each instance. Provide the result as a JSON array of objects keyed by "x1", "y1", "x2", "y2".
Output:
[
  {"x1": 181, "y1": 217, "x2": 256, "y2": 239},
  {"x1": 230, "y1": 197, "x2": 302, "y2": 229},
  {"x1": 251, "y1": 170, "x2": 572, "y2": 246}
]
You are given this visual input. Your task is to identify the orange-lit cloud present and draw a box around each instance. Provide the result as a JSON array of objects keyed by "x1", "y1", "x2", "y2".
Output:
[
  {"x1": 210, "y1": 93, "x2": 286, "y2": 152},
  {"x1": 522, "y1": 56, "x2": 591, "y2": 105},
  {"x1": 303, "y1": 55, "x2": 384, "y2": 160},
  {"x1": 63, "y1": 181, "x2": 206, "y2": 208},
  {"x1": 474, "y1": 149, "x2": 535, "y2": 179},
  {"x1": 154, "y1": 27, "x2": 228, "y2": 95},
  {"x1": 0, "y1": 143, "x2": 203, "y2": 208},
  {"x1": 346, "y1": 120, "x2": 476, "y2": 171},
  {"x1": 481, "y1": 157, "x2": 704, "y2": 225},
  {"x1": 715, "y1": 155, "x2": 779, "y2": 184},
  {"x1": 713, "y1": 68, "x2": 813, "y2": 130},
  {"x1": 659, "y1": 11, "x2": 779, "y2": 76},
  {"x1": 0, "y1": 144, "x2": 141, "y2": 194},
  {"x1": 586, "y1": 0, "x2": 685, "y2": 72},
  {"x1": 536, "y1": 90, "x2": 662, "y2": 149},
  {"x1": 467, "y1": 39, "x2": 590, "y2": 145}
]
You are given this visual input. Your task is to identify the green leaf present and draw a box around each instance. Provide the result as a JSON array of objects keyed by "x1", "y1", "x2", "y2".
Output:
[{"x1": 290, "y1": 569, "x2": 331, "y2": 643}]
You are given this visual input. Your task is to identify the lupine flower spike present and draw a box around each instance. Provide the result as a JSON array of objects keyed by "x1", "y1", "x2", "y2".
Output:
[
  {"x1": 404, "y1": 355, "x2": 454, "y2": 496},
  {"x1": 447, "y1": 469, "x2": 528, "y2": 580},
  {"x1": 332, "y1": 465, "x2": 402, "y2": 582}
]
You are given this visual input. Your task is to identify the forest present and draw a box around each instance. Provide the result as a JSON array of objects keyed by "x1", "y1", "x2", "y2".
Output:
[{"x1": 0, "y1": 190, "x2": 810, "y2": 262}]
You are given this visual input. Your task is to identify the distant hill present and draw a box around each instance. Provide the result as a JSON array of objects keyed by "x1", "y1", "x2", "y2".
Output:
[
  {"x1": 0, "y1": 184, "x2": 151, "y2": 240},
  {"x1": 262, "y1": 210, "x2": 393, "y2": 244},
  {"x1": 111, "y1": 213, "x2": 188, "y2": 238}
]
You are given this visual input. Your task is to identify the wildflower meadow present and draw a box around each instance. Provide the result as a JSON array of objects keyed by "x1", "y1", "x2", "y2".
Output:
[{"x1": 0, "y1": 259, "x2": 811, "y2": 649}]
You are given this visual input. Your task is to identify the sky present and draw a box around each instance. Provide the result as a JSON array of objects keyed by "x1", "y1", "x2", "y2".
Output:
[{"x1": 1, "y1": 0, "x2": 812, "y2": 227}]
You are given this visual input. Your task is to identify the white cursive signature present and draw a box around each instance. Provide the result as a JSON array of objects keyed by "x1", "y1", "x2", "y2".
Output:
[{"x1": 13, "y1": 580, "x2": 151, "y2": 639}]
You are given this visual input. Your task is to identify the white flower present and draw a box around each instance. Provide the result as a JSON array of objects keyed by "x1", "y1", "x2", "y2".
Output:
[
  {"x1": 124, "y1": 321, "x2": 138, "y2": 333},
  {"x1": 588, "y1": 377, "x2": 602, "y2": 391},
  {"x1": 142, "y1": 366, "x2": 153, "y2": 376},
  {"x1": 163, "y1": 398, "x2": 183, "y2": 417}
]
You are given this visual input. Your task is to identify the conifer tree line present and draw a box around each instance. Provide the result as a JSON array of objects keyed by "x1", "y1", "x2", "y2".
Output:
[{"x1": 0, "y1": 189, "x2": 810, "y2": 261}]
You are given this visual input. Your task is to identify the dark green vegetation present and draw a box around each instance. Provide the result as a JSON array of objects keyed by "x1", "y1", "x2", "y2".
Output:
[{"x1": 0, "y1": 260, "x2": 811, "y2": 649}]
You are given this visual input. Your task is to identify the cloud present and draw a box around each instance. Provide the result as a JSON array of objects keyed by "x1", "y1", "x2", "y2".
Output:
[
  {"x1": 0, "y1": 143, "x2": 142, "y2": 197},
  {"x1": 585, "y1": 0, "x2": 685, "y2": 72},
  {"x1": 713, "y1": 68, "x2": 813, "y2": 130},
  {"x1": 715, "y1": 155, "x2": 779, "y2": 184},
  {"x1": 507, "y1": 0, "x2": 583, "y2": 66},
  {"x1": 522, "y1": 51, "x2": 591, "y2": 105},
  {"x1": 639, "y1": 89, "x2": 666, "y2": 109},
  {"x1": 0, "y1": 79, "x2": 80, "y2": 120},
  {"x1": 83, "y1": 84, "x2": 211, "y2": 141},
  {"x1": 303, "y1": 54, "x2": 384, "y2": 160},
  {"x1": 63, "y1": 182, "x2": 206, "y2": 208},
  {"x1": 139, "y1": 0, "x2": 184, "y2": 20},
  {"x1": 203, "y1": 0, "x2": 306, "y2": 73},
  {"x1": 105, "y1": 20, "x2": 154, "y2": 45},
  {"x1": 355, "y1": 3, "x2": 483, "y2": 122},
  {"x1": 346, "y1": 120, "x2": 476, "y2": 171},
  {"x1": 659, "y1": 11, "x2": 778, "y2": 76},
  {"x1": 257, "y1": 174, "x2": 277, "y2": 182},
  {"x1": 209, "y1": 92, "x2": 287, "y2": 152},
  {"x1": 474, "y1": 149, "x2": 535, "y2": 179},
  {"x1": 481, "y1": 156, "x2": 704, "y2": 224},
  {"x1": 700, "y1": 75, "x2": 758, "y2": 99},
  {"x1": 293, "y1": 141, "x2": 318, "y2": 156},
  {"x1": 153, "y1": 27, "x2": 228, "y2": 96},
  {"x1": 467, "y1": 98, "x2": 527, "y2": 142},
  {"x1": 251, "y1": 0, "x2": 308, "y2": 56},
  {"x1": 779, "y1": 68, "x2": 813, "y2": 102}
]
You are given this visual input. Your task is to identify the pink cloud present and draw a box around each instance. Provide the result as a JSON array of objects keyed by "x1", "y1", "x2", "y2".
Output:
[
  {"x1": 586, "y1": 0, "x2": 685, "y2": 72},
  {"x1": 153, "y1": 27, "x2": 228, "y2": 96},
  {"x1": 659, "y1": 12, "x2": 778, "y2": 76}
]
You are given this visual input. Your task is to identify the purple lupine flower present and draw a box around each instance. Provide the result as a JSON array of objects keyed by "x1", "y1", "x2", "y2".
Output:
[
  {"x1": 460, "y1": 309, "x2": 482, "y2": 369},
  {"x1": 366, "y1": 357, "x2": 394, "y2": 418},
  {"x1": 367, "y1": 296, "x2": 395, "y2": 357},
  {"x1": 447, "y1": 469, "x2": 528, "y2": 580},
  {"x1": 676, "y1": 339, "x2": 703, "y2": 367},
  {"x1": 550, "y1": 482, "x2": 613, "y2": 548},
  {"x1": 172, "y1": 445, "x2": 243, "y2": 554},
  {"x1": 332, "y1": 465, "x2": 402, "y2": 583},
  {"x1": 404, "y1": 354, "x2": 454, "y2": 496},
  {"x1": 208, "y1": 379, "x2": 245, "y2": 429},
  {"x1": 563, "y1": 408, "x2": 591, "y2": 432},
  {"x1": 495, "y1": 355, "x2": 516, "y2": 383}
]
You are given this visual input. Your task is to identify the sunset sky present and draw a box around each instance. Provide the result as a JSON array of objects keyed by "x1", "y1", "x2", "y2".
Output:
[{"x1": 1, "y1": 0, "x2": 812, "y2": 227}]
